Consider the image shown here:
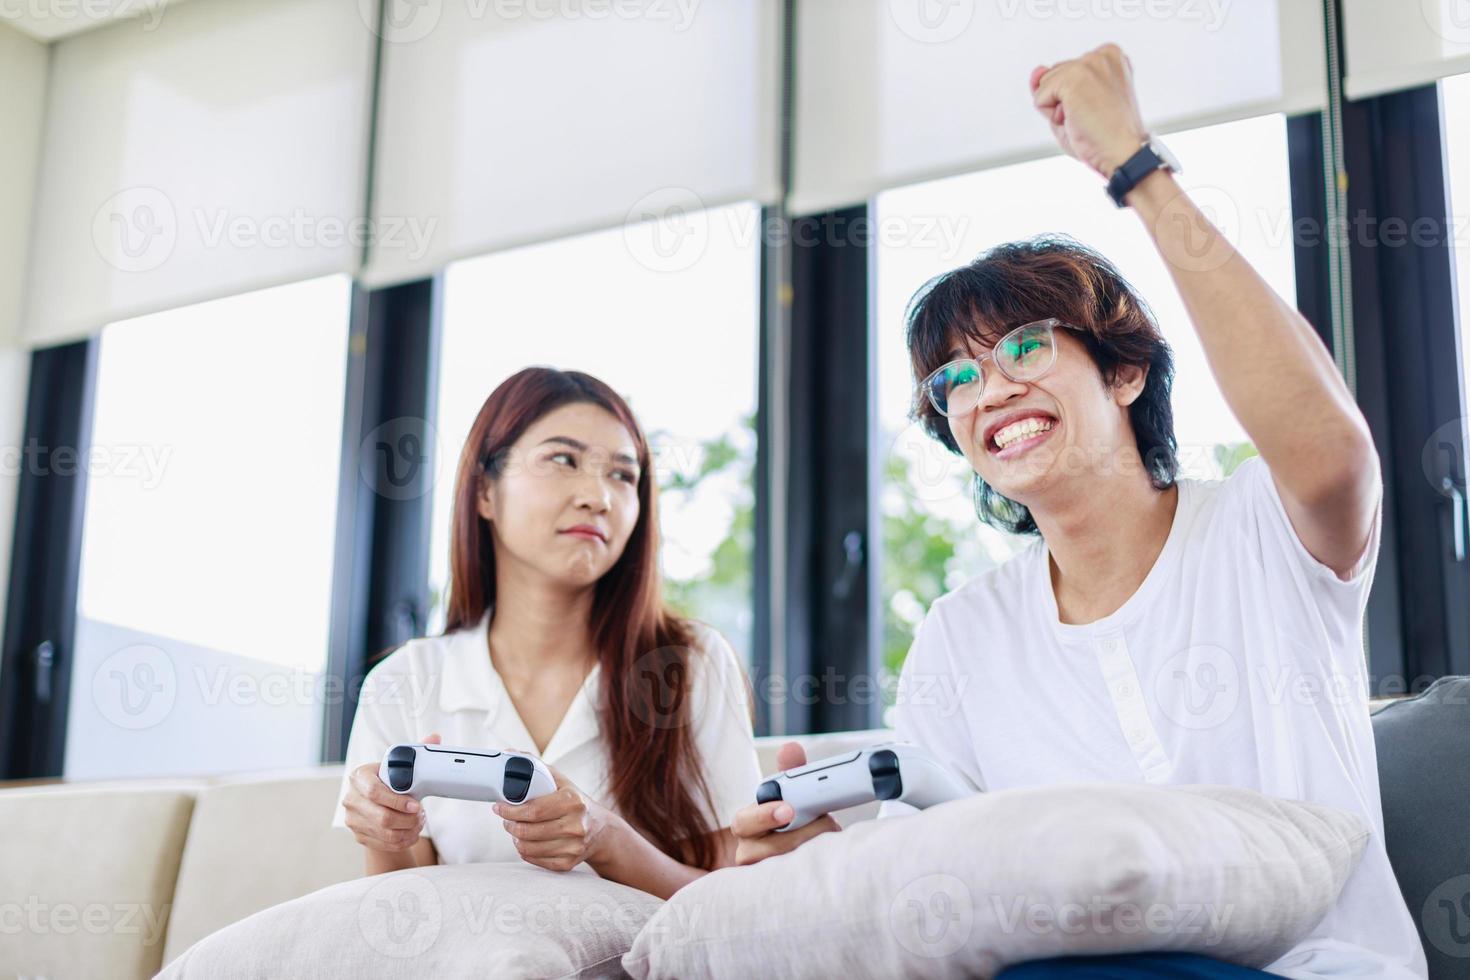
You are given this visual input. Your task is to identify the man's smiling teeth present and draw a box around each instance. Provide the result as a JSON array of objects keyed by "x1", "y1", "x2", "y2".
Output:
[{"x1": 993, "y1": 417, "x2": 1055, "y2": 450}]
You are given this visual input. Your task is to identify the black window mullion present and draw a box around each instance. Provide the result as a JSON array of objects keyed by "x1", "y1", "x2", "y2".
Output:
[
  {"x1": 1342, "y1": 83, "x2": 1470, "y2": 686},
  {"x1": 322, "y1": 277, "x2": 441, "y2": 763},
  {"x1": 786, "y1": 206, "x2": 876, "y2": 735},
  {"x1": 0, "y1": 339, "x2": 98, "y2": 779}
]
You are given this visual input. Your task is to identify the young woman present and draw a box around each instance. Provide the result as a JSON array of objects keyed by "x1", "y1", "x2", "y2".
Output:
[{"x1": 332, "y1": 367, "x2": 760, "y2": 899}]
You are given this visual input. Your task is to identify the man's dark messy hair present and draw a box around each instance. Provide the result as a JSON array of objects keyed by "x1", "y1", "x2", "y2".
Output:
[{"x1": 906, "y1": 235, "x2": 1178, "y2": 535}]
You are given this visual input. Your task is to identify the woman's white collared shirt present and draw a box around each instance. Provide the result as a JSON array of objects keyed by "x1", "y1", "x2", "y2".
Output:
[{"x1": 331, "y1": 610, "x2": 760, "y2": 870}]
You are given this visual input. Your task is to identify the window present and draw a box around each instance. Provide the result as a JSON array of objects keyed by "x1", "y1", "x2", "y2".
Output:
[
  {"x1": 67, "y1": 277, "x2": 352, "y2": 778},
  {"x1": 1443, "y1": 72, "x2": 1470, "y2": 481},
  {"x1": 875, "y1": 114, "x2": 1298, "y2": 682},
  {"x1": 428, "y1": 203, "x2": 761, "y2": 664}
]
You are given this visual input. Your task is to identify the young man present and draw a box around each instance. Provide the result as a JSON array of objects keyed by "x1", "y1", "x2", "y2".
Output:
[{"x1": 731, "y1": 45, "x2": 1427, "y2": 979}]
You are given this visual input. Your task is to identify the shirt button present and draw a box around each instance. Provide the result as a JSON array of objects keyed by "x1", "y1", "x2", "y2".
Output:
[
  {"x1": 1116, "y1": 683, "x2": 1133, "y2": 698},
  {"x1": 1129, "y1": 727, "x2": 1146, "y2": 744},
  {"x1": 1101, "y1": 639, "x2": 1119, "y2": 654}
]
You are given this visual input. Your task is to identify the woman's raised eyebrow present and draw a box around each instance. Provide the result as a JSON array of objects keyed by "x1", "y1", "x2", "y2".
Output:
[{"x1": 538, "y1": 436, "x2": 639, "y2": 468}]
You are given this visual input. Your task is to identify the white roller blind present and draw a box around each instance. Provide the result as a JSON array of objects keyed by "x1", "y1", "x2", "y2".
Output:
[
  {"x1": 363, "y1": 0, "x2": 782, "y2": 288},
  {"x1": 0, "y1": 22, "x2": 47, "y2": 352},
  {"x1": 1343, "y1": 0, "x2": 1470, "y2": 100},
  {"x1": 792, "y1": 0, "x2": 1326, "y2": 215},
  {"x1": 22, "y1": 0, "x2": 375, "y2": 349}
]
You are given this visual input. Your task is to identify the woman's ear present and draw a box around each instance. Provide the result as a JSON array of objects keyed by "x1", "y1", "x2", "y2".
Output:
[
  {"x1": 1112, "y1": 361, "x2": 1149, "y2": 408},
  {"x1": 474, "y1": 478, "x2": 496, "y2": 523}
]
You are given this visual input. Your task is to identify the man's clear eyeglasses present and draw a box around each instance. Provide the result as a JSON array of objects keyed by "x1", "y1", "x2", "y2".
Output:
[{"x1": 916, "y1": 317, "x2": 1082, "y2": 419}]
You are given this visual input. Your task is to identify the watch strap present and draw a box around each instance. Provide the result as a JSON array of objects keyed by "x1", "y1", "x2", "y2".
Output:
[{"x1": 1106, "y1": 142, "x2": 1165, "y2": 208}]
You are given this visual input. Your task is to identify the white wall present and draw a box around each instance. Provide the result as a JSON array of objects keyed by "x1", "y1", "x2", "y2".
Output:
[
  {"x1": 0, "y1": 20, "x2": 47, "y2": 351},
  {"x1": 0, "y1": 20, "x2": 46, "y2": 671}
]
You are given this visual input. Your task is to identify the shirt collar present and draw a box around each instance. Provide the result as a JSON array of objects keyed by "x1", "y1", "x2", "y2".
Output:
[{"x1": 436, "y1": 606, "x2": 604, "y2": 764}]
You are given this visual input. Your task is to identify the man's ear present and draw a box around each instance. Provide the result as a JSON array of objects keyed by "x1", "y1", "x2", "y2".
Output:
[{"x1": 1112, "y1": 361, "x2": 1149, "y2": 408}]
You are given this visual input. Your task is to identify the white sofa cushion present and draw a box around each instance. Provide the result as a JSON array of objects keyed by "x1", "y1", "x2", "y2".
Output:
[
  {"x1": 0, "y1": 783, "x2": 199, "y2": 980},
  {"x1": 162, "y1": 768, "x2": 362, "y2": 964},
  {"x1": 623, "y1": 783, "x2": 1369, "y2": 979},
  {"x1": 159, "y1": 862, "x2": 664, "y2": 978}
]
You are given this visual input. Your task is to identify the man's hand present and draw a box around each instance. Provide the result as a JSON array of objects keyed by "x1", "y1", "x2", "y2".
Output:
[
  {"x1": 1030, "y1": 44, "x2": 1150, "y2": 179},
  {"x1": 731, "y1": 742, "x2": 840, "y2": 866}
]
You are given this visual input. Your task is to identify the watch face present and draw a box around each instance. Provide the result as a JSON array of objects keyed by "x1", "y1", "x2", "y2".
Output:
[{"x1": 1150, "y1": 138, "x2": 1182, "y2": 175}]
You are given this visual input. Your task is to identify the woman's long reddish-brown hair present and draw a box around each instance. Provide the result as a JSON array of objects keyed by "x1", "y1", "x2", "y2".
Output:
[{"x1": 443, "y1": 367, "x2": 720, "y2": 870}]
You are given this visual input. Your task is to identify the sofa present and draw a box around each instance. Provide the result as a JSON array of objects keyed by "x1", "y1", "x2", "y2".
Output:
[{"x1": 2, "y1": 679, "x2": 1466, "y2": 979}]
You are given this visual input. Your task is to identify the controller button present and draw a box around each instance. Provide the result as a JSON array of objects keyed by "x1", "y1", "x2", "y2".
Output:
[
  {"x1": 385, "y1": 745, "x2": 417, "y2": 792},
  {"x1": 869, "y1": 749, "x2": 903, "y2": 800},
  {"x1": 503, "y1": 755, "x2": 535, "y2": 803},
  {"x1": 755, "y1": 779, "x2": 783, "y2": 805}
]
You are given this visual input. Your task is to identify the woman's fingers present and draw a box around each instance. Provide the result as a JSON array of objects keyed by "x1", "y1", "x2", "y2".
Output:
[
  {"x1": 495, "y1": 785, "x2": 578, "y2": 824},
  {"x1": 502, "y1": 812, "x2": 584, "y2": 842},
  {"x1": 513, "y1": 837, "x2": 580, "y2": 861}
]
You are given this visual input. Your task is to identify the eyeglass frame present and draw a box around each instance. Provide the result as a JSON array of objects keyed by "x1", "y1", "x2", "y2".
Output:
[{"x1": 913, "y1": 317, "x2": 1086, "y2": 420}]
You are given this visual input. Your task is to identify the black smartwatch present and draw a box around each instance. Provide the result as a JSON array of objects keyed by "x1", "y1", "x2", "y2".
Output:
[{"x1": 1105, "y1": 136, "x2": 1182, "y2": 208}]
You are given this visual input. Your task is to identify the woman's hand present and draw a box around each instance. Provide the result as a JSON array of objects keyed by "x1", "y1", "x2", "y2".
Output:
[
  {"x1": 342, "y1": 732, "x2": 439, "y2": 852},
  {"x1": 495, "y1": 766, "x2": 619, "y2": 873},
  {"x1": 1029, "y1": 43, "x2": 1150, "y2": 179}
]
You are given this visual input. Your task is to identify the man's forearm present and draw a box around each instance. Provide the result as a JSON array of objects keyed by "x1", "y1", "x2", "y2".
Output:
[{"x1": 1126, "y1": 168, "x2": 1376, "y2": 502}]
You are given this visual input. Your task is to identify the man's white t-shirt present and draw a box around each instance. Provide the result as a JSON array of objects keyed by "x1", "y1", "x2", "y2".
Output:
[
  {"x1": 891, "y1": 456, "x2": 1427, "y2": 979},
  {"x1": 331, "y1": 610, "x2": 760, "y2": 869}
]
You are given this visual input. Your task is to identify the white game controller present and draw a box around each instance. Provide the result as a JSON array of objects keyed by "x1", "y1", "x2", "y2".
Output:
[
  {"x1": 379, "y1": 743, "x2": 556, "y2": 805},
  {"x1": 756, "y1": 742, "x2": 971, "y2": 831}
]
